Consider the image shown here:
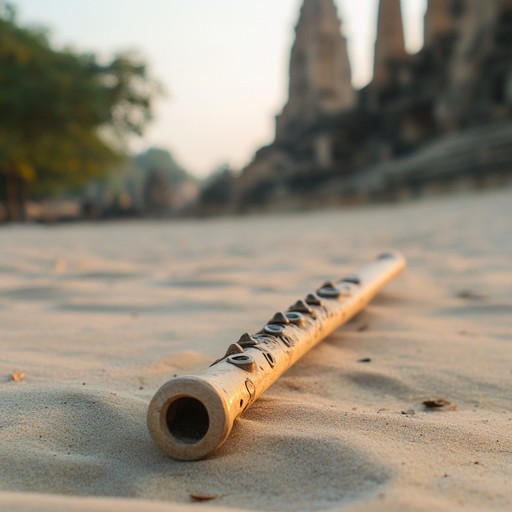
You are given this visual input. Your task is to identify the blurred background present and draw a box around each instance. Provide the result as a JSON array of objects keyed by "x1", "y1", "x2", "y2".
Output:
[{"x1": 0, "y1": 0, "x2": 511, "y2": 223}]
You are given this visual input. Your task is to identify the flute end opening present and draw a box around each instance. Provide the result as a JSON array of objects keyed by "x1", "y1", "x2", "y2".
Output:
[
  {"x1": 165, "y1": 396, "x2": 209, "y2": 444},
  {"x1": 147, "y1": 377, "x2": 231, "y2": 461}
]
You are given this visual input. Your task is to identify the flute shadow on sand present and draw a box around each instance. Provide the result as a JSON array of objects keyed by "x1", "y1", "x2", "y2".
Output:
[{"x1": 147, "y1": 252, "x2": 406, "y2": 461}]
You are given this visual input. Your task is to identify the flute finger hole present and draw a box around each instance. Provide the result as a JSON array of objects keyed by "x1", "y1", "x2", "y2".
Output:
[{"x1": 264, "y1": 352, "x2": 276, "y2": 368}]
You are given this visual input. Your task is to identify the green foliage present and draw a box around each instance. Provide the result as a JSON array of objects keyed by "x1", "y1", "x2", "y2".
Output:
[
  {"x1": 133, "y1": 148, "x2": 196, "y2": 186},
  {"x1": 84, "y1": 147, "x2": 196, "y2": 210},
  {"x1": 0, "y1": 2, "x2": 160, "y2": 196}
]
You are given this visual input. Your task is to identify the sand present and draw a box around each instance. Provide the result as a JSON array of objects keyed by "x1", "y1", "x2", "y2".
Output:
[{"x1": 0, "y1": 190, "x2": 511, "y2": 512}]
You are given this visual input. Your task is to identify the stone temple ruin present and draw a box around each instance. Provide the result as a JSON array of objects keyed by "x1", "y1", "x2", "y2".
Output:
[{"x1": 197, "y1": 0, "x2": 512, "y2": 214}]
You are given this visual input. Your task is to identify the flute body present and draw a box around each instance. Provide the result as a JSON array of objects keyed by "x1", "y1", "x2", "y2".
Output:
[{"x1": 147, "y1": 252, "x2": 405, "y2": 460}]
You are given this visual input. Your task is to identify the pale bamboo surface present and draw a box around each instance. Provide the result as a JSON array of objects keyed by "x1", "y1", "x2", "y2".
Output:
[
  {"x1": 148, "y1": 253, "x2": 406, "y2": 460},
  {"x1": 1, "y1": 190, "x2": 511, "y2": 511}
]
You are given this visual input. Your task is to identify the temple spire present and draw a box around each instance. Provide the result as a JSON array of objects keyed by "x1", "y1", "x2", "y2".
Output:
[
  {"x1": 424, "y1": 0, "x2": 456, "y2": 46},
  {"x1": 373, "y1": 0, "x2": 406, "y2": 86},
  {"x1": 276, "y1": 0, "x2": 355, "y2": 140}
]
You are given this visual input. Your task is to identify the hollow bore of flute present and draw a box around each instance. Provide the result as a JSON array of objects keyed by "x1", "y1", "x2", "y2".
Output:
[{"x1": 165, "y1": 397, "x2": 210, "y2": 444}]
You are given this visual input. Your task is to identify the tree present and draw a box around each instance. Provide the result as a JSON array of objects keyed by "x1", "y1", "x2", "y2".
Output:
[
  {"x1": 134, "y1": 148, "x2": 193, "y2": 186},
  {"x1": 0, "y1": 2, "x2": 160, "y2": 221},
  {"x1": 143, "y1": 167, "x2": 173, "y2": 215},
  {"x1": 196, "y1": 164, "x2": 235, "y2": 215}
]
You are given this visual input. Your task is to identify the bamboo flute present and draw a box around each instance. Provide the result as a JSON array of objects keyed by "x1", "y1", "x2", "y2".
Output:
[{"x1": 147, "y1": 251, "x2": 406, "y2": 460}]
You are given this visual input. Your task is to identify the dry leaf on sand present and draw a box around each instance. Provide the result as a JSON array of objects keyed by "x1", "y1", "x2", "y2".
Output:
[
  {"x1": 190, "y1": 494, "x2": 217, "y2": 502},
  {"x1": 9, "y1": 371, "x2": 25, "y2": 382},
  {"x1": 422, "y1": 398, "x2": 456, "y2": 411}
]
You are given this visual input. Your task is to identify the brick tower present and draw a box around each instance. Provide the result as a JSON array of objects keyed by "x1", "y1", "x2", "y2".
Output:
[
  {"x1": 373, "y1": 0, "x2": 406, "y2": 86},
  {"x1": 276, "y1": 0, "x2": 355, "y2": 140}
]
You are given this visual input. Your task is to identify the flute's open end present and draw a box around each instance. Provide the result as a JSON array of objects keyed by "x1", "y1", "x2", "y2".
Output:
[{"x1": 147, "y1": 377, "x2": 232, "y2": 461}]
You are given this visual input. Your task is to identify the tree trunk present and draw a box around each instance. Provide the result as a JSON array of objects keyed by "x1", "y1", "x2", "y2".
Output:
[
  {"x1": 0, "y1": 173, "x2": 7, "y2": 223},
  {"x1": 18, "y1": 178, "x2": 28, "y2": 222},
  {"x1": 6, "y1": 174, "x2": 20, "y2": 222}
]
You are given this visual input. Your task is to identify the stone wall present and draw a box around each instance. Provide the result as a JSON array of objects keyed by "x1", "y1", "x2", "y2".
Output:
[{"x1": 196, "y1": 0, "x2": 512, "y2": 215}]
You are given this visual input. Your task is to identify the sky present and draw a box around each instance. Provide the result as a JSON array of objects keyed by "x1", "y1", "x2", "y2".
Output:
[{"x1": 13, "y1": 0, "x2": 427, "y2": 178}]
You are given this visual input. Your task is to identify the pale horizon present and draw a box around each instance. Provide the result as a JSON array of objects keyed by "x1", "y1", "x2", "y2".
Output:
[{"x1": 14, "y1": 0, "x2": 427, "y2": 178}]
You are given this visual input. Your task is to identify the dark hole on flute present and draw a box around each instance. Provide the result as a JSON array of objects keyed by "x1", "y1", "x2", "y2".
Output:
[{"x1": 166, "y1": 397, "x2": 209, "y2": 444}]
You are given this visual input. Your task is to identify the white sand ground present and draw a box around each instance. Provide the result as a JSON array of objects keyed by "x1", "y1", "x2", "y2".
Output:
[{"x1": 0, "y1": 190, "x2": 511, "y2": 512}]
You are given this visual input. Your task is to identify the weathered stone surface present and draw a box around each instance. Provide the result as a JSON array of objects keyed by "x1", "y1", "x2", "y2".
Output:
[
  {"x1": 424, "y1": 0, "x2": 459, "y2": 46},
  {"x1": 436, "y1": 0, "x2": 506, "y2": 130}
]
